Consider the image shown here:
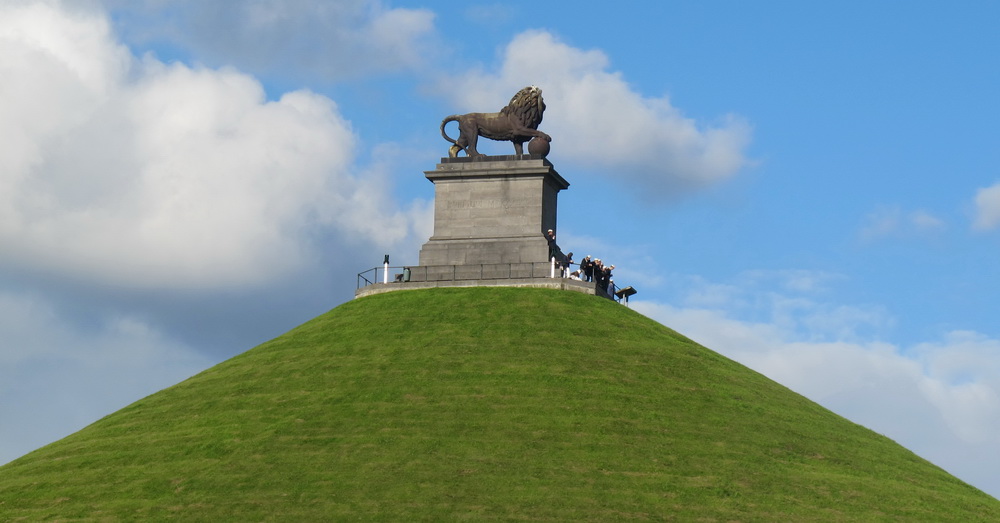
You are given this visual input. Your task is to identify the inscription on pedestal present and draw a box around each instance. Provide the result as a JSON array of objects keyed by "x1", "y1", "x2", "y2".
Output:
[{"x1": 446, "y1": 199, "x2": 526, "y2": 209}]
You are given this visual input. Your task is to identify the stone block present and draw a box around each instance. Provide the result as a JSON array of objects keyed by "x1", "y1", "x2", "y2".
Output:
[{"x1": 418, "y1": 158, "x2": 568, "y2": 268}]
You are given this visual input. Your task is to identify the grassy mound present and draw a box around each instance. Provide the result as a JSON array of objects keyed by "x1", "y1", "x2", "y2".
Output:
[{"x1": 1, "y1": 287, "x2": 997, "y2": 520}]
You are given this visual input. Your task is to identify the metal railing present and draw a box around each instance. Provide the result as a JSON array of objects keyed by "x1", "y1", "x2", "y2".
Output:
[
  {"x1": 357, "y1": 262, "x2": 552, "y2": 287},
  {"x1": 357, "y1": 261, "x2": 632, "y2": 303}
]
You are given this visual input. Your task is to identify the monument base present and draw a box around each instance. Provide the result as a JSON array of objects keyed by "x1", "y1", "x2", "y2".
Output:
[{"x1": 418, "y1": 156, "x2": 568, "y2": 267}]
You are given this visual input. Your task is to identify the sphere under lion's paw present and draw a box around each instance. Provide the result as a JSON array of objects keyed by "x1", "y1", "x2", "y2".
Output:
[{"x1": 528, "y1": 136, "x2": 550, "y2": 158}]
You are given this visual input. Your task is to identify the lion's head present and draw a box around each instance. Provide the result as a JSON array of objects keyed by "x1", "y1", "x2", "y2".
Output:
[{"x1": 499, "y1": 85, "x2": 545, "y2": 130}]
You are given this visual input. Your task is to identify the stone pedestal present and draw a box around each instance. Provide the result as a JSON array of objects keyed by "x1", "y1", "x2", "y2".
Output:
[{"x1": 418, "y1": 156, "x2": 569, "y2": 266}]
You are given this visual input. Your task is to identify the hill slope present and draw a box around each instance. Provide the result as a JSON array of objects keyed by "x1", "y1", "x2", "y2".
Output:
[{"x1": 1, "y1": 287, "x2": 997, "y2": 520}]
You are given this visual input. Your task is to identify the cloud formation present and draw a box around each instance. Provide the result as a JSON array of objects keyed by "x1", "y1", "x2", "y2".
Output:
[
  {"x1": 0, "y1": 1, "x2": 419, "y2": 289},
  {"x1": 104, "y1": 0, "x2": 437, "y2": 80},
  {"x1": 439, "y1": 31, "x2": 752, "y2": 199},
  {"x1": 633, "y1": 272, "x2": 1000, "y2": 497},
  {"x1": 972, "y1": 182, "x2": 1000, "y2": 231},
  {"x1": 859, "y1": 205, "x2": 946, "y2": 241}
]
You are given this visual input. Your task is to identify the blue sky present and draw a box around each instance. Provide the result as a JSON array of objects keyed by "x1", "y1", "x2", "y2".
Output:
[{"x1": 3, "y1": 0, "x2": 1000, "y2": 500}]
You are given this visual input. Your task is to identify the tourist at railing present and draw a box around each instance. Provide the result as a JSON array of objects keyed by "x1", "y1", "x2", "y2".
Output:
[
  {"x1": 580, "y1": 255, "x2": 594, "y2": 282},
  {"x1": 546, "y1": 229, "x2": 575, "y2": 277},
  {"x1": 562, "y1": 252, "x2": 574, "y2": 277},
  {"x1": 546, "y1": 229, "x2": 558, "y2": 260},
  {"x1": 553, "y1": 246, "x2": 618, "y2": 297},
  {"x1": 596, "y1": 263, "x2": 607, "y2": 292},
  {"x1": 545, "y1": 232, "x2": 618, "y2": 290}
]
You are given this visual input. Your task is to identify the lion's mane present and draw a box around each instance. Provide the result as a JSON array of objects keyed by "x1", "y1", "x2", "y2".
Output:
[{"x1": 499, "y1": 86, "x2": 545, "y2": 131}]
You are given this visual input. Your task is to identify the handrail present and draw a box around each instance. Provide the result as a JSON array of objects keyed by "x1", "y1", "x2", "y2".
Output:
[
  {"x1": 357, "y1": 261, "x2": 631, "y2": 303},
  {"x1": 357, "y1": 262, "x2": 551, "y2": 286}
]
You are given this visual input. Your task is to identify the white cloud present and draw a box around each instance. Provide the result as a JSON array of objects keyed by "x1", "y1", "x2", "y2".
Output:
[
  {"x1": 0, "y1": 290, "x2": 215, "y2": 465},
  {"x1": 463, "y1": 5, "x2": 515, "y2": 25},
  {"x1": 972, "y1": 182, "x2": 1000, "y2": 231},
  {"x1": 632, "y1": 277, "x2": 1000, "y2": 499},
  {"x1": 667, "y1": 269, "x2": 890, "y2": 342},
  {"x1": 104, "y1": 0, "x2": 437, "y2": 80},
  {"x1": 0, "y1": 2, "x2": 422, "y2": 289},
  {"x1": 910, "y1": 209, "x2": 946, "y2": 232},
  {"x1": 438, "y1": 30, "x2": 752, "y2": 199},
  {"x1": 911, "y1": 331, "x2": 1000, "y2": 443},
  {"x1": 859, "y1": 207, "x2": 901, "y2": 240},
  {"x1": 859, "y1": 205, "x2": 946, "y2": 241}
]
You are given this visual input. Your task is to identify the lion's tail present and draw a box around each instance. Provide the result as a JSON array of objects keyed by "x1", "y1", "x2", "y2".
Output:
[{"x1": 440, "y1": 115, "x2": 460, "y2": 144}]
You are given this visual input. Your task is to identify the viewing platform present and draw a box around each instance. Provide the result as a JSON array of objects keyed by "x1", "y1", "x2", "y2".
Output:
[{"x1": 355, "y1": 262, "x2": 634, "y2": 304}]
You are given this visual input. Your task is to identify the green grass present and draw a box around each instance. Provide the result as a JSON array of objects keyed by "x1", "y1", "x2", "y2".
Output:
[{"x1": 1, "y1": 287, "x2": 998, "y2": 520}]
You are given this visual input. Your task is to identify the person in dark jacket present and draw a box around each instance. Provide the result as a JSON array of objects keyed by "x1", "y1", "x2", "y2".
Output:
[
  {"x1": 597, "y1": 263, "x2": 612, "y2": 293},
  {"x1": 581, "y1": 255, "x2": 594, "y2": 282},
  {"x1": 562, "y1": 252, "x2": 574, "y2": 277},
  {"x1": 545, "y1": 229, "x2": 557, "y2": 259}
]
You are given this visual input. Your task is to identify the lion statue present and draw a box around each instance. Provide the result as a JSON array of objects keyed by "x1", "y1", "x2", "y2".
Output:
[{"x1": 440, "y1": 85, "x2": 551, "y2": 158}]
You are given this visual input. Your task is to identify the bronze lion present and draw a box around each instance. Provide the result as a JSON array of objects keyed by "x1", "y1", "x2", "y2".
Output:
[{"x1": 440, "y1": 86, "x2": 551, "y2": 158}]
